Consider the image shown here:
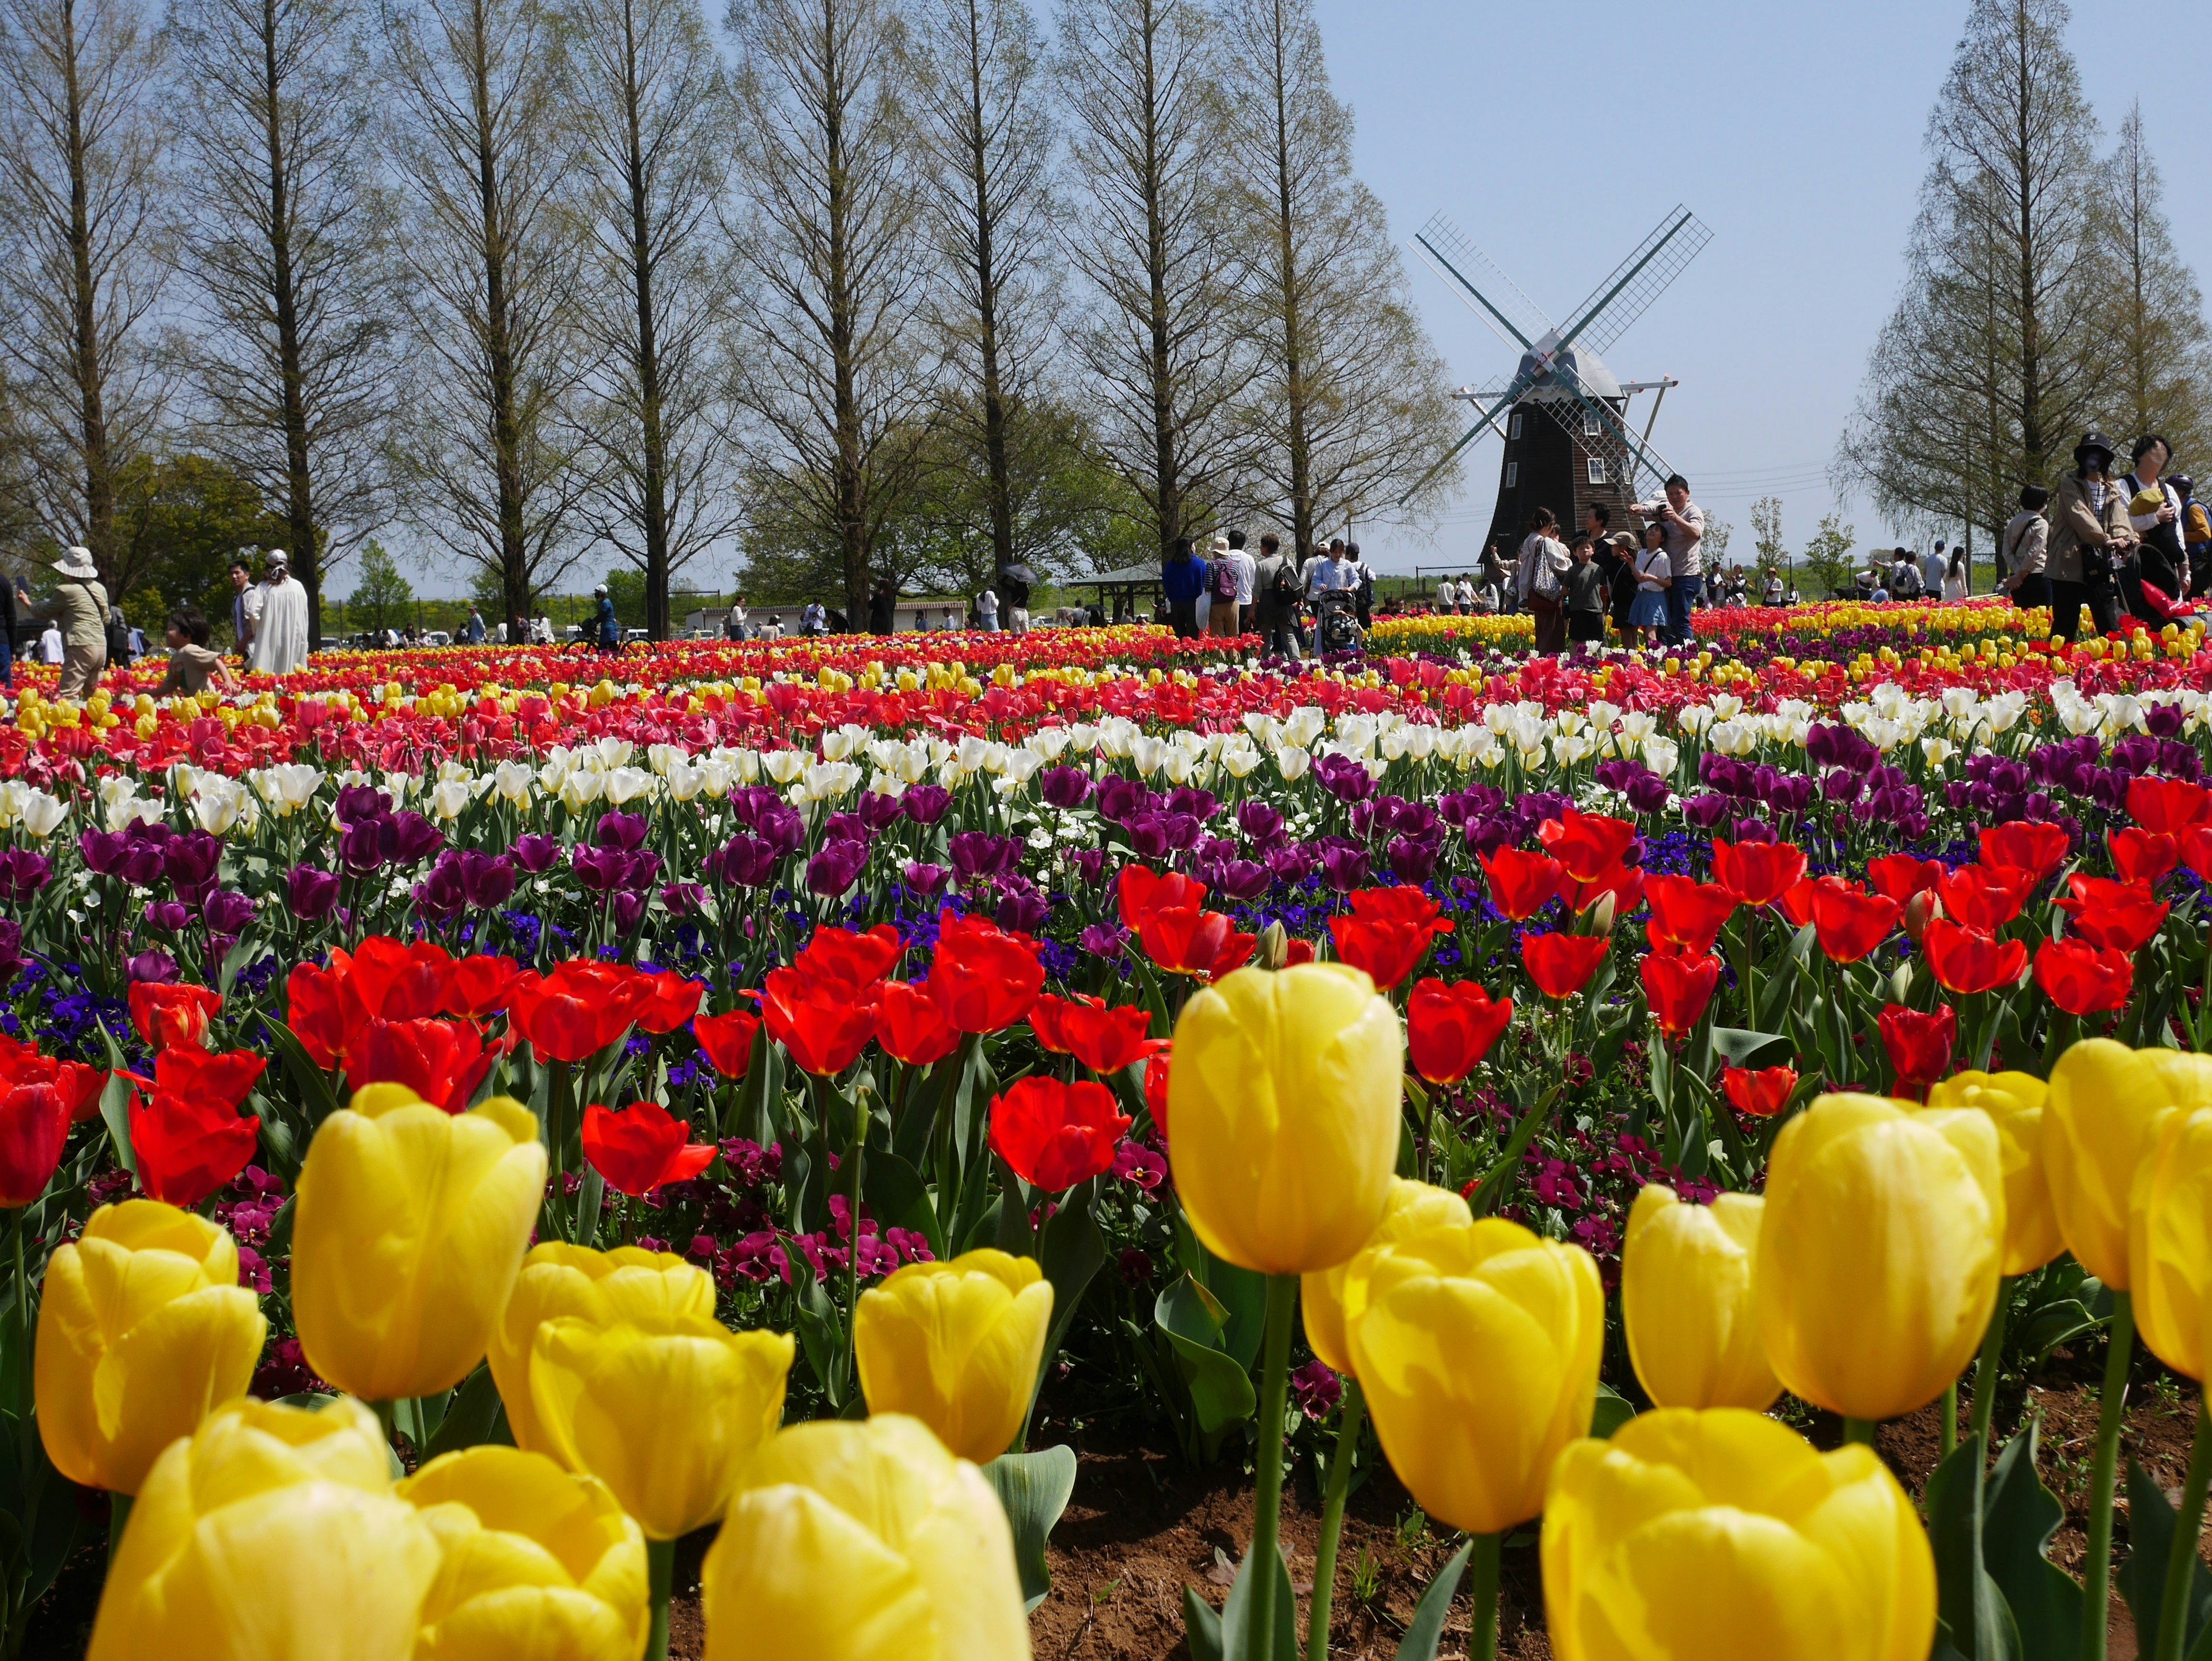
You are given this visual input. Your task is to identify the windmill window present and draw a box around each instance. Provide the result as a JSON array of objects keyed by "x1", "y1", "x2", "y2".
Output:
[
  {"x1": 1582, "y1": 410, "x2": 1601, "y2": 436},
  {"x1": 1508, "y1": 413, "x2": 1523, "y2": 439},
  {"x1": 1504, "y1": 463, "x2": 1518, "y2": 489},
  {"x1": 1586, "y1": 458, "x2": 1608, "y2": 485}
]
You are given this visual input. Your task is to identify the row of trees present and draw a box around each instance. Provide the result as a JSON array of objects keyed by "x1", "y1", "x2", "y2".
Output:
[
  {"x1": 1836, "y1": 0, "x2": 2212, "y2": 559},
  {"x1": 0, "y1": 0, "x2": 1463, "y2": 640}
]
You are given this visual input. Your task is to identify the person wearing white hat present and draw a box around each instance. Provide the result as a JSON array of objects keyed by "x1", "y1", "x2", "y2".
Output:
[
  {"x1": 25, "y1": 547, "x2": 110, "y2": 699},
  {"x1": 247, "y1": 549, "x2": 310, "y2": 675}
]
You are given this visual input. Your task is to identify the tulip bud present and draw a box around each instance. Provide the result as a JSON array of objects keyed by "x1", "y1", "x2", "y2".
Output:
[
  {"x1": 486, "y1": 1243, "x2": 716, "y2": 1459},
  {"x1": 1344, "y1": 1217, "x2": 1602, "y2": 1535},
  {"x1": 1255, "y1": 920, "x2": 1290, "y2": 971},
  {"x1": 1928, "y1": 1070, "x2": 2063, "y2": 1276},
  {"x1": 1542, "y1": 1408, "x2": 1934, "y2": 1660},
  {"x1": 1902, "y1": 890, "x2": 1934, "y2": 944},
  {"x1": 702, "y1": 1415, "x2": 1030, "y2": 1661},
  {"x1": 399, "y1": 1446, "x2": 649, "y2": 1661},
  {"x1": 1621, "y1": 1186, "x2": 1779, "y2": 1411},
  {"x1": 530, "y1": 1308, "x2": 793, "y2": 1540},
  {"x1": 854, "y1": 1249, "x2": 1053, "y2": 1464},
  {"x1": 1756, "y1": 1094, "x2": 2002, "y2": 1421},
  {"x1": 36, "y1": 1200, "x2": 267, "y2": 1495},
  {"x1": 2043, "y1": 1039, "x2": 2212, "y2": 1288},
  {"x1": 1168, "y1": 964, "x2": 1401, "y2": 1275},
  {"x1": 1583, "y1": 890, "x2": 1617, "y2": 939},
  {"x1": 293, "y1": 1084, "x2": 548, "y2": 1401},
  {"x1": 1300, "y1": 1178, "x2": 1469, "y2": 1377},
  {"x1": 88, "y1": 1397, "x2": 443, "y2": 1661}
]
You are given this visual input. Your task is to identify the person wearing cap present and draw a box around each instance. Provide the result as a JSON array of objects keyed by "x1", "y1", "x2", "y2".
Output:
[
  {"x1": 247, "y1": 550, "x2": 310, "y2": 674},
  {"x1": 25, "y1": 546, "x2": 109, "y2": 699},
  {"x1": 2047, "y1": 431, "x2": 2134, "y2": 642},
  {"x1": 592, "y1": 584, "x2": 619, "y2": 652}
]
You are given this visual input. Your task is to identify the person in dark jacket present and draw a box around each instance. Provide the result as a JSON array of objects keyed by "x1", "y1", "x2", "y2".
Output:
[
  {"x1": 593, "y1": 585, "x2": 620, "y2": 651},
  {"x1": 868, "y1": 578, "x2": 897, "y2": 634},
  {"x1": 1161, "y1": 538, "x2": 1208, "y2": 638}
]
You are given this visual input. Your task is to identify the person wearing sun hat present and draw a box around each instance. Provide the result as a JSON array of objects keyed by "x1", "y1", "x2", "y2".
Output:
[
  {"x1": 22, "y1": 546, "x2": 110, "y2": 700},
  {"x1": 2047, "y1": 430, "x2": 2133, "y2": 642}
]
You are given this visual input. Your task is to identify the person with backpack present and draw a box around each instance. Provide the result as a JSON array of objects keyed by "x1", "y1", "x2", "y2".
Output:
[
  {"x1": 1206, "y1": 534, "x2": 1241, "y2": 636},
  {"x1": 1252, "y1": 532, "x2": 1301, "y2": 660},
  {"x1": 26, "y1": 546, "x2": 111, "y2": 699},
  {"x1": 1514, "y1": 508, "x2": 1571, "y2": 654}
]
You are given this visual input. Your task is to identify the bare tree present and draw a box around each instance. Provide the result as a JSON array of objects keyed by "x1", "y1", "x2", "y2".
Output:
[
  {"x1": 0, "y1": 0, "x2": 168, "y2": 588},
  {"x1": 2103, "y1": 102, "x2": 2211, "y2": 462},
  {"x1": 723, "y1": 0, "x2": 935, "y2": 620},
  {"x1": 1219, "y1": 0, "x2": 1456, "y2": 556},
  {"x1": 381, "y1": 0, "x2": 594, "y2": 631},
  {"x1": 168, "y1": 0, "x2": 392, "y2": 640},
  {"x1": 1055, "y1": 0, "x2": 1248, "y2": 563},
  {"x1": 911, "y1": 0, "x2": 1052, "y2": 581},
  {"x1": 562, "y1": 0, "x2": 740, "y2": 638}
]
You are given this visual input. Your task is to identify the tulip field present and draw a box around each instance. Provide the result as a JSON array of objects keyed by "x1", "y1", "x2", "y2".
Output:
[{"x1": 6, "y1": 600, "x2": 2212, "y2": 1658}]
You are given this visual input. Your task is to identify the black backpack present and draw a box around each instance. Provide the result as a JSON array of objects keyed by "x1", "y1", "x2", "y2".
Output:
[{"x1": 1268, "y1": 559, "x2": 1299, "y2": 606}]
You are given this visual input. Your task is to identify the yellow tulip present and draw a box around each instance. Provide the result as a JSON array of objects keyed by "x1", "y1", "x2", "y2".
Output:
[
  {"x1": 1929, "y1": 1070, "x2": 2062, "y2": 1275},
  {"x1": 1343, "y1": 1217, "x2": 1601, "y2": 1535},
  {"x1": 702, "y1": 1414, "x2": 1030, "y2": 1661},
  {"x1": 399, "y1": 1445, "x2": 648, "y2": 1661},
  {"x1": 1621, "y1": 1186, "x2": 1778, "y2": 1411},
  {"x1": 35, "y1": 1200, "x2": 266, "y2": 1494},
  {"x1": 1301, "y1": 1177, "x2": 1469, "y2": 1376},
  {"x1": 292, "y1": 1084, "x2": 547, "y2": 1400},
  {"x1": 1167, "y1": 963, "x2": 1401, "y2": 1275},
  {"x1": 88, "y1": 1397, "x2": 442, "y2": 1661},
  {"x1": 1542, "y1": 1408, "x2": 1934, "y2": 1661},
  {"x1": 854, "y1": 1249, "x2": 1052, "y2": 1464},
  {"x1": 486, "y1": 1243, "x2": 715, "y2": 1457},
  {"x1": 530, "y1": 1310, "x2": 793, "y2": 1539},
  {"x1": 2043, "y1": 1039, "x2": 2212, "y2": 1287},
  {"x1": 1756, "y1": 1094, "x2": 2002, "y2": 1422},
  {"x1": 2128, "y1": 1107, "x2": 2212, "y2": 1379}
]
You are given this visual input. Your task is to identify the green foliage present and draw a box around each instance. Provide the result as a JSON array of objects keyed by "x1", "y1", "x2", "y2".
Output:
[
  {"x1": 603, "y1": 568, "x2": 647, "y2": 630},
  {"x1": 101, "y1": 453, "x2": 284, "y2": 643},
  {"x1": 1801, "y1": 509, "x2": 1858, "y2": 598},
  {"x1": 346, "y1": 541, "x2": 415, "y2": 635}
]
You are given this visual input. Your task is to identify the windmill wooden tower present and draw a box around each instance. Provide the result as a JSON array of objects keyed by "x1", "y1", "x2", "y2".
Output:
[{"x1": 1406, "y1": 206, "x2": 1711, "y2": 557}]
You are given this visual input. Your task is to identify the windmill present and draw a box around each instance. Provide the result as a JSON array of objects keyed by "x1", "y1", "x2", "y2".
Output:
[{"x1": 1406, "y1": 205, "x2": 1711, "y2": 558}]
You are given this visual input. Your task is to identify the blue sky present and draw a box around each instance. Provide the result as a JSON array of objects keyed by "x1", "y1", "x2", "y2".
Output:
[{"x1": 1324, "y1": 0, "x2": 2212, "y2": 576}]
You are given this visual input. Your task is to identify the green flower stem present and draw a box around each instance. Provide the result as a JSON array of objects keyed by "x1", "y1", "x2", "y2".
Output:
[
  {"x1": 1940, "y1": 1379, "x2": 1957, "y2": 1461},
  {"x1": 1971, "y1": 1279, "x2": 2012, "y2": 1450},
  {"x1": 107, "y1": 1490, "x2": 132, "y2": 1570},
  {"x1": 2154, "y1": 1397, "x2": 2212, "y2": 1661},
  {"x1": 1244, "y1": 1275, "x2": 1298, "y2": 1661},
  {"x1": 1468, "y1": 1530, "x2": 1503, "y2": 1661},
  {"x1": 1304, "y1": 1376, "x2": 1366, "y2": 1661},
  {"x1": 370, "y1": 1398, "x2": 399, "y2": 1446},
  {"x1": 2083, "y1": 1289, "x2": 2135, "y2": 1661},
  {"x1": 645, "y1": 1537, "x2": 675, "y2": 1661},
  {"x1": 1842, "y1": 1417, "x2": 1878, "y2": 1447}
]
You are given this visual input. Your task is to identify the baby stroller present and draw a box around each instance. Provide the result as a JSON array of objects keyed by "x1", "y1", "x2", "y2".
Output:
[{"x1": 1313, "y1": 589, "x2": 1363, "y2": 655}]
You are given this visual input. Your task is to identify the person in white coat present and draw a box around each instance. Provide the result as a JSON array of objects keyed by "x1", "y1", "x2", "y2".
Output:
[{"x1": 247, "y1": 550, "x2": 311, "y2": 675}]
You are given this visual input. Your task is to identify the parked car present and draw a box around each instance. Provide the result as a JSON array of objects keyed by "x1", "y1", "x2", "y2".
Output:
[{"x1": 423, "y1": 630, "x2": 452, "y2": 647}]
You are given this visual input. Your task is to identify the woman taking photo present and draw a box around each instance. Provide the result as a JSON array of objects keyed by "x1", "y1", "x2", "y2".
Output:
[
  {"x1": 1622, "y1": 520, "x2": 1671, "y2": 649},
  {"x1": 2045, "y1": 432, "x2": 2133, "y2": 641}
]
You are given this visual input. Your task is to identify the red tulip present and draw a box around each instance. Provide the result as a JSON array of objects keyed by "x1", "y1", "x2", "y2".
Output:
[
  {"x1": 2055, "y1": 876, "x2": 2168, "y2": 954},
  {"x1": 1865, "y1": 854, "x2": 1944, "y2": 904},
  {"x1": 876, "y1": 979, "x2": 963, "y2": 1067},
  {"x1": 1642, "y1": 873, "x2": 1737, "y2": 954},
  {"x1": 0, "y1": 1038, "x2": 107, "y2": 1125},
  {"x1": 1878, "y1": 1002, "x2": 1956, "y2": 1089},
  {"x1": 1143, "y1": 1047, "x2": 1171, "y2": 1140},
  {"x1": 2127, "y1": 775, "x2": 2210, "y2": 835},
  {"x1": 928, "y1": 912, "x2": 1044, "y2": 1032},
  {"x1": 1562, "y1": 864, "x2": 1644, "y2": 918},
  {"x1": 1777, "y1": 877, "x2": 1820, "y2": 929},
  {"x1": 633, "y1": 970, "x2": 705, "y2": 1036},
  {"x1": 1979, "y1": 820, "x2": 2068, "y2": 884},
  {"x1": 580, "y1": 1100, "x2": 717, "y2": 1197},
  {"x1": 1480, "y1": 847, "x2": 1563, "y2": 920},
  {"x1": 1537, "y1": 809, "x2": 1637, "y2": 883},
  {"x1": 1936, "y1": 864, "x2": 2032, "y2": 930},
  {"x1": 347, "y1": 1017, "x2": 500, "y2": 1114},
  {"x1": 1722, "y1": 1065, "x2": 1798, "y2": 1119},
  {"x1": 129, "y1": 983, "x2": 222, "y2": 1053},
  {"x1": 1137, "y1": 906, "x2": 1257, "y2": 981},
  {"x1": 1641, "y1": 948, "x2": 1721, "y2": 1038},
  {"x1": 508, "y1": 960, "x2": 653, "y2": 1064},
  {"x1": 131, "y1": 1091, "x2": 262, "y2": 1208},
  {"x1": 2108, "y1": 828, "x2": 2178, "y2": 886},
  {"x1": 1521, "y1": 930, "x2": 1608, "y2": 1000},
  {"x1": 1118, "y1": 866, "x2": 1207, "y2": 930},
  {"x1": 442, "y1": 954, "x2": 525, "y2": 1019},
  {"x1": 1708, "y1": 838, "x2": 1808, "y2": 908},
  {"x1": 347, "y1": 935, "x2": 455, "y2": 1021},
  {"x1": 1330, "y1": 887, "x2": 1453, "y2": 990},
  {"x1": 1406, "y1": 978, "x2": 1513, "y2": 1084},
  {"x1": 2184, "y1": 825, "x2": 2212, "y2": 885},
  {"x1": 1922, "y1": 918, "x2": 2027, "y2": 995},
  {"x1": 130, "y1": 1047, "x2": 266, "y2": 1110},
  {"x1": 692, "y1": 1008, "x2": 762, "y2": 1076},
  {"x1": 286, "y1": 957, "x2": 364, "y2": 1069},
  {"x1": 2034, "y1": 937, "x2": 2133, "y2": 1016},
  {"x1": 0, "y1": 1083, "x2": 70, "y2": 1208},
  {"x1": 761, "y1": 966, "x2": 880, "y2": 1077},
  {"x1": 1029, "y1": 993, "x2": 1154, "y2": 1074},
  {"x1": 791, "y1": 924, "x2": 904, "y2": 994},
  {"x1": 1808, "y1": 881, "x2": 1901, "y2": 964},
  {"x1": 987, "y1": 1077, "x2": 1130, "y2": 1191}
]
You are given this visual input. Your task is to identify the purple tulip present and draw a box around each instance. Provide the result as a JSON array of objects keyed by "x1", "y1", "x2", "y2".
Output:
[
  {"x1": 1679, "y1": 793, "x2": 1733, "y2": 830},
  {"x1": 1730, "y1": 818, "x2": 1775, "y2": 845},
  {"x1": 1096, "y1": 778, "x2": 1157, "y2": 826},
  {"x1": 513, "y1": 833, "x2": 563, "y2": 873},
  {"x1": 0, "y1": 849, "x2": 51, "y2": 905},
  {"x1": 806, "y1": 840, "x2": 869, "y2": 898},
  {"x1": 593, "y1": 812, "x2": 649, "y2": 851},
  {"x1": 383, "y1": 812, "x2": 445, "y2": 868},
  {"x1": 995, "y1": 881, "x2": 1051, "y2": 934},
  {"x1": 127, "y1": 949, "x2": 180, "y2": 984},
  {"x1": 1164, "y1": 786, "x2": 1218, "y2": 822},
  {"x1": 334, "y1": 785, "x2": 392, "y2": 826},
  {"x1": 902, "y1": 861, "x2": 950, "y2": 897},
  {"x1": 143, "y1": 899, "x2": 192, "y2": 932},
  {"x1": 661, "y1": 881, "x2": 704, "y2": 915},
  {"x1": 79, "y1": 828, "x2": 128, "y2": 875},
  {"x1": 1210, "y1": 859, "x2": 1272, "y2": 902},
  {"x1": 1078, "y1": 922, "x2": 1129, "y2": 960},
  {"x1": 1236, "y1": 800, "x2": 1284, "y2": 844},
  {"x1": 164, "y1": 833, "x2": 223, "y2": 895},
  {"x1": 1821, "y1": 769, "x2": 1865, "y2": 805},
  {"x1": 948, "y1": 831, "x2": 1018, "y2": 883},
  {"x1": 1387, "y1": 835, "x2": 1440, "y2": 884},
  {"x1": 119, "y1": 842, "x2": 169, "y2": 888},
  {"x1": 340, "y1": 818, "x2": 391, "y2": 875},
  {"x1": 412, "y1": 862, "x2": 468, "y2": 924},
  {"x1": 754, "y1": 805, "x2": 806, "y2": 856},
  {"x1": 711, "y1": 834, "x2": 781, "y2": 888},
  {"x1": 1312, "y1": 752, "x2": 1375, "y2": 804},
  {"x1": 1266, "y1": 842, "x2": 1316, "y2": 883},
  {"x1": 457, "y1": 851, "x2": 517, "y2": 909},
  {"x1": 901, "y1": 785, "x2": 952, "y2": 827},
  {"x1": 858, "y1": 790, "x2": 907, "y2": 833},
  {"x1": 1124, "y1": 816, "x2": 1171, "y2": 861},
  {"x1": 822, "y1": 811, "x2": 872, "y2": 845},
  {"x1": 1039, "y1": 767, "x2": 1094, "y2": 809},
  {"x1": 1157, "y1": 813, "x2": 1202, "y2": 853},
  {"x1": 1319, "y1": 842, "x2": 1370, "y2": 894},
  {"x1": 287, "y1": 865, "x2": 342, "y2": 920},
  {"x1": 0, "y1": 920, "x2": 24, "y2": 986},
  {"x1": 1069, "y1": 848, "x2": 1110, "y2": 890},
  {"x1": 202, "y1": 889, "x2": 257, "y2": 935},
  {"x1": 611, "y1": 891, "x2": 646, "y2": 933}
]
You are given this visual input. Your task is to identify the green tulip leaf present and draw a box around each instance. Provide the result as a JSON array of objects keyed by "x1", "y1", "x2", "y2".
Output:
[
  {"x1": 861, "y1": 1150, "x2": 945, "y2": 1260},
  {"x1": 1219, "y1": 1540, "x2": 1297, "y2": 1661},
  {"x1": 2117, "y1": 1455, "x2": 2212, "y2": 1661},
  {"x1": 1707, "y1": 1027, "x2": 1794, "y2": 1069},
  {"x1": 1393, "y1": 1538, "x2": 1474, "y2": 1661},
  {"x1": 1036, "y1": 1186, "x2": 1108, "y2": 1377},
  {"x1": 983, "y1": 1444, "x2": 1077, "y2": 1613},
  {"x1": 1590, "y1": 1382, "x2": 1637, "y2": 1439},
  {"x1": 1925, "y1": 1435, "x2": 2022, "y2": 1661},
  {"x1": 1179, "y1": 1218, "x2": 1268, "y2": 1372},
  {"x1": 1183, "y1": 1584, "x2": 1224, "y2": 1661},
  {"x1": 1980, "y1": 1418, "x2": 2081, "y2": 1661},
  {"x1": 1155, "y1": 1277, "x2": 1256, "y2": 1437},
  {"x1": 260, "y1": 1017, "x2": 342, "y2": 1136},
  {"x1": 422, "y1": 1364, "x2": 507, "y2": 1462}
]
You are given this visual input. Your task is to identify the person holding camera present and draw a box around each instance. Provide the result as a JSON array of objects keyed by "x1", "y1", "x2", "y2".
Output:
[
  {"x1": 2046, "y1": 432, "x2": 2133, "y2": 642},
  {"x1": 1630, "y1": 475, "x2": 1704, "y2": 646}
]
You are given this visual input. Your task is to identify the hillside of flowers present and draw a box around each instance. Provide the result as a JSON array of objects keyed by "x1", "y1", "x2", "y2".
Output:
[{"x1": 5, "y1": 601, "x2": 2212, "y2": 1658}]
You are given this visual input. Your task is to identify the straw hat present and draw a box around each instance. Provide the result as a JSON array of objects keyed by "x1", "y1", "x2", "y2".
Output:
[{"x1": 53, "y1": 546, "x2": 98, "y2": 581}]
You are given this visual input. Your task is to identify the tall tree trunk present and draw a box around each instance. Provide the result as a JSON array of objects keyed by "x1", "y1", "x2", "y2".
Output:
[
  {"x1": 466, "y1": 0, "x2": 530, "y2": 627},
  {"x1": 960, "y1": 0, "x2": 1012, "y2": 579},
  {"x1": 1263, "y1": 0, "x2": 1309, "y2": 560},
  {"x1": 617, "y1": 0, "x2": 671, "y2": 639},
  {"x1": 259, "y1": 0, "x2": 323, "y2": 642},
  {"x1": 2009, "y1": 3, "x2": 2044, "y2": 479},
  {"x1": 1138, "y1": 3, "x2": 1176, "y2": 561},
  {"x1": 822, "y1": 9, "x2": 866, "y2": 621},
  {"x1": 60, "y1": 0, "x2": 115, "y2": 571}
]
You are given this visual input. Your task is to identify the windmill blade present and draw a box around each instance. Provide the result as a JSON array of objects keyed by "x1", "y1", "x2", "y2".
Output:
[
  {"x1": 1556, "y1": 206, "x2": 1712, "y2": 359},
  {"x1": 1412, "y1": 213, "x2": 1552, "y2": 353},
  {"x1": 1400, "y1": 365, "x2": 1541, "y2": 506},
  {"x1": 1528, "y1": 381, "x2": 1679, "y2": 501}
]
